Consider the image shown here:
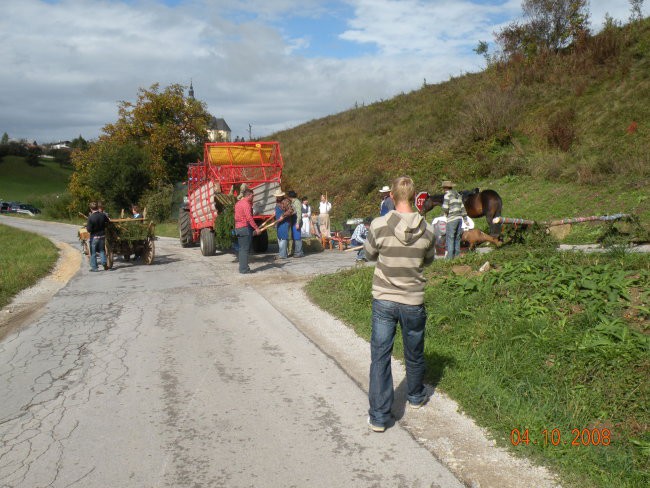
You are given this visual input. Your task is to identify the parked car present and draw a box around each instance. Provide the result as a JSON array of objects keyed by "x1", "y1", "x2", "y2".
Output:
[
  {"x1": 15, "y1": 203, "x2": 41, "y2": 216},
  {"x1": 20, "y1": 204, "x2": 41, "y2": 214},
  {"x1": 1, "y1": 202, "x2": 17, "y2": 213}
]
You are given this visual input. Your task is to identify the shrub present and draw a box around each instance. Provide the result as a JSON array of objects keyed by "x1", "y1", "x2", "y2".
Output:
[
  {"x1": 140, "y1": 184, "x2": 174, "y2": 223},
  {"x1": 461, "y1": 86, "x2": 520, "y2": 141},
  {"x1": 546, "y1": 108, "x2": 576, "y2": 151}
]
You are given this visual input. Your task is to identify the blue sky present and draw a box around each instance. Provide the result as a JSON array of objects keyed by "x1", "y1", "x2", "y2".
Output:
[{"x1": 0, "y1": 0, "x2": 643, "y2": 143}]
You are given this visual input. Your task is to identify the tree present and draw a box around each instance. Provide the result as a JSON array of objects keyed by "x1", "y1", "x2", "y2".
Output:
[
  {"x1": 629, "y1": 0, "x2": 644, "y2": 21},
  {"x1": 26, "y1": 146, "x2": 42, "y2": 167},
  {"x1": 102, "y1": 83, "x2": 210, "y2": 183},
  {"x1": 496, "y1": 0, "x2": 590, "y2": 58},
  {"x1": 1, "y1": 132, "x2": 9, "y2": 145},
  {"x1": 69, "y1": 83, "x2": 211, "y2": 210},
  {"x1": 52, "y1": 148, "x2": 72, "y2": 168},
  {"x1": 81, "y1": 142, "x2": 152, "y2": 212},
  {"x1": 70, "y1": 135, "x2": 89, "y2": 151}
]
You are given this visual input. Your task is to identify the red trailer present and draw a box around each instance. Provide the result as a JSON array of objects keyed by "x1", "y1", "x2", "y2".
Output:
[{"x1": 178, "y1": 141, "x2": 284, "y2": 255}]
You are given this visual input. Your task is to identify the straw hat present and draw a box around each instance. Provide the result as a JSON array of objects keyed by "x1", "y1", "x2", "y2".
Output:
[
  {"x1": 378, "y1": 185, "x2": 391, "y2": 193},
  {"x1": 441, "y1": 180, "x2": 455, "y2": 189},
  {"x1": 273, "y1": 189, "x2": 286, "y2": 198}
]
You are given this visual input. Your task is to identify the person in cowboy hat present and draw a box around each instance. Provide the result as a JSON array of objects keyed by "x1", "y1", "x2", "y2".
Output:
[
  {"x1": 441, "y1": 180, "x2": 468, "y2": 259},
  {"x1": 379, "y1": 185, "x2": 395, "y2": 216},
  {"x1": 273, "y1": 189, "x2": 294, "y2": 259}
]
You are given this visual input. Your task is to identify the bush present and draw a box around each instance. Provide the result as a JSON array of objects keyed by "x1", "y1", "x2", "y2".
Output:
[
  {"x1": 546, "y1": 108, "x2": 576, "y2": 151},
  {"x1": 140, "y1": 184, "x2": 174, "y2": 223}
]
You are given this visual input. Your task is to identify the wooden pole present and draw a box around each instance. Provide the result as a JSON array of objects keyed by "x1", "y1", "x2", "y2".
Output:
[{"x1": 345, "y1": 245, "x2": 364, "y2": 252}]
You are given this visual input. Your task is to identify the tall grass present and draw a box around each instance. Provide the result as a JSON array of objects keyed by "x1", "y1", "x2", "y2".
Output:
[
  {"x1": 275, "y1": 18, "x2": 650, "y2": 228},
  {"x1": 0, "y1": 224, "x2": 58, "y2": 309},
  {"x1": 306, "y1": 247, "x2": 649, "y2": 488}
]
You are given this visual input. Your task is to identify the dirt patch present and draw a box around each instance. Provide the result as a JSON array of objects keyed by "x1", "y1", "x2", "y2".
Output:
[{"x1": 0, "y1": 241, "x2": 80, "y2": 341}]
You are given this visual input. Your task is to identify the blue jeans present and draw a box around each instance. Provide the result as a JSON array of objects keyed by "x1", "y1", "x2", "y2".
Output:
[
  {"x1": 446, "y1": 218, "x2": 463, "y2": 259},
  {"x1": 368, "y1": 299, "x2": 427, "y2": 427},
  {"x1": 277, "y1": 238, "x2": 288, "y2": 259},
  {"x1": 291, "y1": 225, "x2": 303, "y2": 257},
  {"x1": 351, "y1": 239, "x2": 365, "y2": 259},
  {"x1": 235, "y1": 226, "x2": 252, "y2": 273},
  {"x1": 89, "y1": 236, "x2": 106, "y2": 270}
]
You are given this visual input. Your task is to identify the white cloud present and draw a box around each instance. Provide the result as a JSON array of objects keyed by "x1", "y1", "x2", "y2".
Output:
[{"x1": 0, "y1": 0, "x2": 642, "y2": 143}]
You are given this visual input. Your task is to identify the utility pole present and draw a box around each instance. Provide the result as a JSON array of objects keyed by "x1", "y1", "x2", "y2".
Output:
[{"x1": 248, "y1": 124, "x2": 252, "y2": 141}]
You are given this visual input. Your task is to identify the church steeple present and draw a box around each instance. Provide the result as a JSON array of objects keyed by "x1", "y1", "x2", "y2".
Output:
[{"x1": 189, "y1": 80, "x2": 194, "y2": 99}]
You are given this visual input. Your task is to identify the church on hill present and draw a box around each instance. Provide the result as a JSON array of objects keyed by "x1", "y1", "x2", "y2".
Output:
[{"x1": 188, "y1": 82, "x2": 232, "y2": 142}]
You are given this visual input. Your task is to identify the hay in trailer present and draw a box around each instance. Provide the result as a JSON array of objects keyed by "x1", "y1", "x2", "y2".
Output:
[
  {"x1": 214, "y1": 204, "x2": 235, "y2": 250},
  {"x1": 106, "y1": 219, "x2": 152, "y2": 242}
]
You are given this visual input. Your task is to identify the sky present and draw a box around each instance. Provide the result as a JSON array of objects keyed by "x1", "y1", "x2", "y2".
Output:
[{"x1": 0, "y1": 0, "x2": 643, "y2": 143}]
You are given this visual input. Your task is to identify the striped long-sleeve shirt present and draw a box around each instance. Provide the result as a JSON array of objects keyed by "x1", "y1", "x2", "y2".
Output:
[
  {"x1": 363, "y1": 211, "x2": 436, "y2": 305},
  {"x1": 442, "y1": 190, "x2": 467, "y2": 223}
]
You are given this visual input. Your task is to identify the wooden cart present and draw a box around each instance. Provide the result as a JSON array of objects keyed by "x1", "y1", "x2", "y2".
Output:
[{"x1": 104, "y1": 218, "x2": 155, "y2": 268}]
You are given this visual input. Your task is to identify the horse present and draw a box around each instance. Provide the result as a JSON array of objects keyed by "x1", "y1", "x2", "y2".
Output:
[{"x1": 419, "y1": 188, "x2": 503, "y2": 237}]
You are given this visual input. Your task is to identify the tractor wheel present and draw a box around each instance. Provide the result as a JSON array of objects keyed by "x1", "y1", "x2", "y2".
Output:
[
  {"x1": 142, "y1": 238, "x2": 155, "y2": 264},
  {"x1": 252, "y1": 230, "x2": 269, "y2": 253},
  {"x1": 200, "y1": 228, "x2": 216, "y2": 256},
  {"x1": 105, "y1": 242, "x2": 114, "y2": 269},
  {"x1": 178, "y1": 208, "x2": 193, "y2": 247}
]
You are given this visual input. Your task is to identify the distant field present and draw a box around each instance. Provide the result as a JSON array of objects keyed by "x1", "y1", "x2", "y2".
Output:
[{"x1": 0, "y1": 156, "x2": 72, "y2": 202}]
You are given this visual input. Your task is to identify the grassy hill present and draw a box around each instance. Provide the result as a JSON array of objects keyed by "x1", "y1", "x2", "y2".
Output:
[
  {"x1": 274, "y1": 18, "x2": 649, "y2": 238},
  {"x1": 0, "y1": 156, "x2": 72, "y2": 203}
]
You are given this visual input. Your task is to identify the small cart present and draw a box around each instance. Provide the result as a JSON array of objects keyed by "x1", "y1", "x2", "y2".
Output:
[{"x1": 104, "y1": 218, "x2": 156, "y2": 268}]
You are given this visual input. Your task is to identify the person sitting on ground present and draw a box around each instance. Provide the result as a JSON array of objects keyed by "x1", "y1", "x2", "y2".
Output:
[{"x1": 350, "y1": 217, "x2": 372, "y2": 261}]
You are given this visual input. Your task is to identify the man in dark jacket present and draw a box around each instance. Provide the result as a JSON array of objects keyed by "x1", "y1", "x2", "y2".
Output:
[{"x1": 86, "y1": 201, "x2": 110, "y2": 271}]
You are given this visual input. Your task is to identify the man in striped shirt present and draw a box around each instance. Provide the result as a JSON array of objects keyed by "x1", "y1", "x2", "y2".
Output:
[
  {"x1": 441, "y1": 180, "x2": 468, "y2": 259},
  {"x1": 363, "y1": 176, "x2": 436, "y2": 432},
  {"x1": 234, "y1": 189, "x2": 261, "y2": 274}
]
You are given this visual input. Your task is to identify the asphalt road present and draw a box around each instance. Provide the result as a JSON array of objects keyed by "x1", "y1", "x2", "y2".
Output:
[{"x1": 0, "y1": 217, "x2": 463, "y2": 488}]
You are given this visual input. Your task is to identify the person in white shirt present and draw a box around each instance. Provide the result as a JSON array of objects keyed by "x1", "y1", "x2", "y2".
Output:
[
  {"x1": 318, "y1": 194, "x2": 332, "y2": 238},
  {"x1": 301, "y1": 196, "x2": 312, "y2": 237}
]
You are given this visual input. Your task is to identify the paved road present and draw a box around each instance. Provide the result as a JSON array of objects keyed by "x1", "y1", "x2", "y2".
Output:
[{"x1": 0, "y1": 217, "x2": 463, "y2": 488}]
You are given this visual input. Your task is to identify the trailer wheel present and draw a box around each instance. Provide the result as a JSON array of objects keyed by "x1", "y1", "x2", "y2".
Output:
[
  {"x1": 200, "y1": 228, "x2": 216, "y2": 256},
  {"x1": 142, "y1": 238, "x2": 155, "y2": 264},
  {"x1": 252, "y1": 230, "x2": 269, "y2": 253},
  {"x1": 178, "y1": 208, "x2": 193, "y2": 247}
]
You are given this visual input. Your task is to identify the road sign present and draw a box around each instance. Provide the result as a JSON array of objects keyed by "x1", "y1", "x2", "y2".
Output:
[{"x1": 415, "y1": 191, "x2": 429, "y2": 212}]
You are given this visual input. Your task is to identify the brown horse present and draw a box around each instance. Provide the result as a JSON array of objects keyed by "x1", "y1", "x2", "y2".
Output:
[{"x1": 419, "y1": 188, "x2": 503, "y2": 237}]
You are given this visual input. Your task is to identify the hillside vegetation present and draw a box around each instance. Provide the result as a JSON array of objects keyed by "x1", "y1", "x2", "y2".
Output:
[
  {"x1": 275, "y1": 18, "x2": 649, "y2": 231},
  {"x1": 0, "y1": 156, "x2": 72, "y2": 202}
]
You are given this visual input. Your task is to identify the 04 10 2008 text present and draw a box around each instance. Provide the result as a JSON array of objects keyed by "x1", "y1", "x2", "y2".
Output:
[{"x1": 510, "y1": 428, "x2": 612, "y2": 447}]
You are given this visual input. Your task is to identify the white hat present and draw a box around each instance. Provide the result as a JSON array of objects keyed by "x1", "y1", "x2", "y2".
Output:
[
  {"x1": 273, "y1": 189, "x2": 286, "y2": 198},
  {"x1": 379, "y1": 185, "x2": 391, "y2": 193}
]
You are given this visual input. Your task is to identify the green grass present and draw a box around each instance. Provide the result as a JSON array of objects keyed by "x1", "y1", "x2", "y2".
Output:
[
  {"x1": 306, "y1": 246, "x2": 649, "y2": 488},
  {"x1": 0, "y1": 156, "x2": 72, "y2": 202},
  {"x1": 0, "y1": 224, "x2": 59, "y2": 309}
]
